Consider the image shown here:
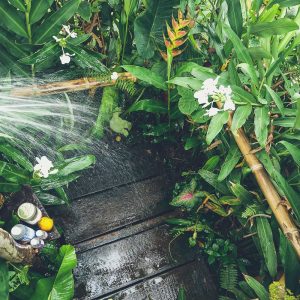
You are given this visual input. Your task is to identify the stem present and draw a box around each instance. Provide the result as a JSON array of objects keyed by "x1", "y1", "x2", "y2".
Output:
[
  {"x1": 216, "y1": 102, "x2": 300, "y2": 258},
  {"x1": 25, "y1": 0, "x2": 34, "y2": 77},
  {"x1": 167, "y1": 49, "x2": 173, "y2": 124},
  {"x1": 121, "y1": 17, "x2": 129, "y2": 63}
]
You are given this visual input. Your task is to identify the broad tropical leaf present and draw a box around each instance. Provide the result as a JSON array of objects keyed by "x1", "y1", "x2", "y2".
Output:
[
  {"x1": 127, "y1": 99, "x2": 167, "y2": 113},
  {"x1": 0, "y1": 2, "x2": 27, "y2": 37},
  {"x1": 231, "y1": 105, "x2": 252, "y2": 134},
  {"x1": 30, "y1": 0, "x2": 55, "y2": 25},
  {"x1": 254, "y1": 106, "x2": 269, "y2": 147},
  {"x1": 226, "y1": 0, "x2": 243, "y2": 37},
  {"x1": 206, "y1": 111, "x2": 229, "y2": 145},
  {"x1": 244, "y1": 275, "x2": 269, "y2": 300},
  {"x1": 32, "y1": 0, "x2": 80, "y2": 44},
  {"x1": 134, "y1": 0, "x2": 178, "y2": 59}
]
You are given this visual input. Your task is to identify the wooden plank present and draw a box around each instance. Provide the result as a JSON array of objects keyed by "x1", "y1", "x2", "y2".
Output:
[
  {"x1": 99, "y1": 260, "x2": 217, "y2": 300},
  {"x1": 76, "y1": 212, "x2": 178, "y2": 253},
  {"x1": 49, "y1": 176, "x2": 172, "y2": 243},
  {"x1": 67, "y1": 143, "x2": 163, "y2": 200},
  {"x1": 73, "y1": 225, "x2": 199, "y2": 299}
]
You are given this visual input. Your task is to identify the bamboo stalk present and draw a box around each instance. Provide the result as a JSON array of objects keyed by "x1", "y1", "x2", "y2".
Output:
[
  {"x1": 9, "y1": 72, "x2": 136, "y2": 97},
  {"x1": 220, "y1": 105, "x2": 300, "y2": 257}
]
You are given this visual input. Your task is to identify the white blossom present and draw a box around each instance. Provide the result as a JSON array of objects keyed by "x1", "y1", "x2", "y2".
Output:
[
  {"x1": 53, "y1": 36, "x2": 61, "y2": 42},
  {"x1": 194, "y1": 90, "x2": 209, "y2": 106},
  {"x1": 60, "y1": 52, "x2": 72, "y2": 64},
  {"x1": 223, "y1": 98, "x2": 236, "y2": 111},
  {"x1": 219, "y1": 85, "x2": 232, "y2": 97},
  {"x1": 34, "y1": 156, "x2": 57, "y2": 178},
  {"x1": 62, "y1": 25, "x2": 77, "y2": 38},
  {"x1": 111, "y1": 72, "x2": 119, "y2": 80},
  {"x1": 205, "y1": 106, "x2": 220, "y2": 117},
  {"x1": 202, "y1": 77, "x2": 219, "y2": 95}
]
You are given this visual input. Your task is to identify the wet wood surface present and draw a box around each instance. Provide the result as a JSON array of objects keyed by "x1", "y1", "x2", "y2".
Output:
[{"x1": 53, "y1": 143, "x2": 217, "y2": 299}]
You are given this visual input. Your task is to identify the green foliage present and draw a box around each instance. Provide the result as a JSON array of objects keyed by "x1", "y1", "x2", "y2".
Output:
[
  {"x1": 0, "y1": 259, "x2": 9, "y2": 300},
  {"x1": 220, "y1": 264, "x2": 238, "y2": 292}
]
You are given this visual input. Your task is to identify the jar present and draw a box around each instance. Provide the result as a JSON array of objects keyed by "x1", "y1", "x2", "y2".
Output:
[
  {"x1": 17, "y1": 203, "x2": 42, "y2": 225},
  {"x1": 36, "y1": 230, "x2": 48, "y2": 240},
  {"x1": 30, "y1": 238, "x2": 45, "y2": 249},
  {"x1": 11, "y1": 224, "x2": 35, "y2": 242}
]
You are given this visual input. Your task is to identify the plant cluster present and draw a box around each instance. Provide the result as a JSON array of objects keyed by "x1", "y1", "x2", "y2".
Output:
[{"x1": 1, "y1": 0, "x2": 300, "y2": 299}]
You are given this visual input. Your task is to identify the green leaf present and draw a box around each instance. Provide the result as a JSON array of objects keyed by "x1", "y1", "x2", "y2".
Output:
[
  {"x1": 78, "y1": 1, "x2": 92, "y2": 22},
  {"x1": 250, "y1": 19, "x2": 298, "y2": 37},
  {"x1": 19, "y1": 42, "x2": 59, "y2": 65},
  {"x1": 65, "y1": 44, "x2": 107, "y2": 73},
  {"x1": 30, "y1": 0, "x2": 54, "y2": 25},
  {"x1": 254, "y1": 106, "x2": 269, "y2": 147},
  {"x1": 0, "y1": 183, "x2": 21, "y2": 193},
  {"x1": 249, "y1": 47, "x2": 272, "y2": 60},
  {"x1": 40, "y1": 174, "x2": 79, "y2": 191},
  {"x1": 271, "y1": 0, "x2": 300, "y2": 7},
  {"x1": 265, "y1": 85, "x2": 284, "y2": 115},
  {"x1": 31, "y1": 245, "x2": 77, "y2": 300},
  {"x1": 223, "y1": 24, "x2": 254, "y2": 69},
  {"x1": 170, "y1": 179, "x2": 203, "y2": 209},
  {"x1": 110, "y1": 111, "x2": 132, "y2": 137},
  {"x1": 33, "y1": 0, "x2": 80, "y2": 44},
  {"x1": 8, "y1": 0, "x2": 26, "y2": 12},
  {"x1": 178, "y1": 88, "x2": 199, "y2": 115},
  {"x1": 295, "y1": 98, "x2": 300, "y2": 129},
  {"x1": 91, "y1": 87, "x2": 118, "y2": 138},
  {"x1": 36, "y1": 193, "x2": 66, "y2": 205},
  {"x1": 59, "y1": 155, "x2": 96, "y2": 176},
  {"x1": 243, "y1": 275, "x2": 269, "y2": 300},
  {"x1": 206, "y1": 111, "x2": 229, "y2": 145},
  {"x1": 230, "y1": 182, "x2": 254, "y2": 204},
  {"x1": 168, "y1": 77, "x2": 203, "y2": 90},
  {"x1": 177, "y1": 286, "x2": 186, "y2": 300},
  {"x1": 226, "y1": 0, "x2": 243, "y2": 37},
  {"x1": 134, "y1": 0, "x2": 178, "y2": 59},
  {"x1": 0, "y1": 143, "x2": 33, "y2": 171},
  {"x1": 198, "y1": 169, "x2": 230, "y2": 194},
  {"x1": 123, "y1": 65, "x2": 167, "y2": 90},
  {"x1": 218, "y1": 144, "x2": 241, "y2": 181},
  {"x1": 256, "y1": 217, "x2": 277, "y2": 277},
  {"x1": 231, "y1": 105, "x2": 252, "y2": 134},
  {"x1": 278, "y1": 141, "x2": 300, "y2": 166},
  {"x1": 203, "y1": 156, "x2": 220, "y2": 171},
  {"x1": 0, "y1": 259, "x2": 9, "y2": 300},
  {"x1": 0, "y1": 2, "x2": 27, "y2": 37},
  {"x1": 231, "y1": 86, "x2": 257, "y2": 104},
  {"x1": 0, "y1": 161, "x2": 30, "y2": 184},
  {"x1": 0, "y1": 28, "x2": 28, "y2": 58},
  {"x1": 127, "y1": 99, "x2": 167, "y2": 114}
]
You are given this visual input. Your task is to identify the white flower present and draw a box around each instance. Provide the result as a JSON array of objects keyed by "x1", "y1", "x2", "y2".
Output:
[
  {"x1": 219, "y1": 85, "x2": 232, "y2": 97},
  {"x1": 111, "y1": 72, "x2": 119, "y2": 81},
  {"x1": 194, "y1": 90, "x2": 209, "y2": 106},
  {"x1": 202, "y1": 77, "x2": 219, "y2": 95},
  {"x1": 205, "y1": 106, "x2": 220, "y2": 117},
  {"x1": 62, "y1": 25, "x2": 77, "y2": 38},
  {"x1": 223, "y1": 98, "x2": 236, "y2": 111},
  {"x1": 34, "y1": 156, "x2": 56, "y2": 178},
  {"x1": 60, "y1": 52, "x2": 74, "y2": 64},
  {"x1": 53, "y1": 35, "x2": 61, "y2": 42}
]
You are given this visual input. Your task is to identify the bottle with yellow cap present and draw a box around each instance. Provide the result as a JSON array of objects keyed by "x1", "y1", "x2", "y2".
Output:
[{"x1": 38, "y1": 217, "x2": 54, "y2": 232}]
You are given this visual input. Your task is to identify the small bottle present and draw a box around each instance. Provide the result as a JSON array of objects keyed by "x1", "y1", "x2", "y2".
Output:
[
  {"x1": 11, "y1": 224, "x2": 35, "y2": 242},
  {"x1": 36, "y1": 230, "x2": 48, "y2": 240},
  {"x1": 30, "y1": 237, "x2": 45, "y2": 249},
  {"x1": 17, "y1": 203, "x2": 42, "y2": 225}
]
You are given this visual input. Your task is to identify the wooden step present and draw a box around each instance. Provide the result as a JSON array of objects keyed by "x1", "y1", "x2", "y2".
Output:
[
  {"x1": 67, "y1": 143, "x2": 163, "y2": 200},
  {"x1": 99, "y1": 260, "x2": 217, "y2": 300},
  {"x1": 73, "y1": 224, "x2": 216, "y2": 299},
  {"x1": 50, "y1": 176, "x2": 172, "y2": 244}
]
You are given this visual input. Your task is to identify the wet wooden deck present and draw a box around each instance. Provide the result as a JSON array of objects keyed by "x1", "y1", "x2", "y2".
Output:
[{"x1": 50, "y1": 142, "x2": 217, "y2": 299}]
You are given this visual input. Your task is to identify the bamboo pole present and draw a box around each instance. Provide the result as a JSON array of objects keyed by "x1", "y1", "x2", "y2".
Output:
[
  {"x1": 219, "y1": 105, "x2": 300, "y2": 258},
  {"x1": 9, "y1": 72, "x2": 136, "y2": 97}
]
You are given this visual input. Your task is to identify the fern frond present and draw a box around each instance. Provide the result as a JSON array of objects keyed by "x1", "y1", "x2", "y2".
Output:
[
  {"x1": 220, "y1": 264, "x2": 238, "y2": 292},
  {"x1": 115, "y1": 79, "x2": 137, "y2": 96}
]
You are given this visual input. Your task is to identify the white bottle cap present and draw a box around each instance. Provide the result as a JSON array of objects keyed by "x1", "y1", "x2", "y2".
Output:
[
  {"x1": 11, "y1": 225, "x2": 25, "y2": 240},
  {"x1": 30, "y1": 238, "x2": 44, "y2": 248},
  {"x1": 18, "y1": 203, "x2": 36, "y2": 221},
  {"x1": 36, "y1": 230, "x2": 48, "y2": 239}
]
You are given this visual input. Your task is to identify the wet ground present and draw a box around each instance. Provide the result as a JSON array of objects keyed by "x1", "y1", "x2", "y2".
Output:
[{"x1": 50, "y1": 142, "x2": 217, "y2": 299}]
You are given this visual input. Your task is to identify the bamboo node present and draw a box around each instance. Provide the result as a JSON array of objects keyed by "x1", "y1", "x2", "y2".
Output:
[{"x1": 250, "y1": 164, "x2": 263, "y2": 172}]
